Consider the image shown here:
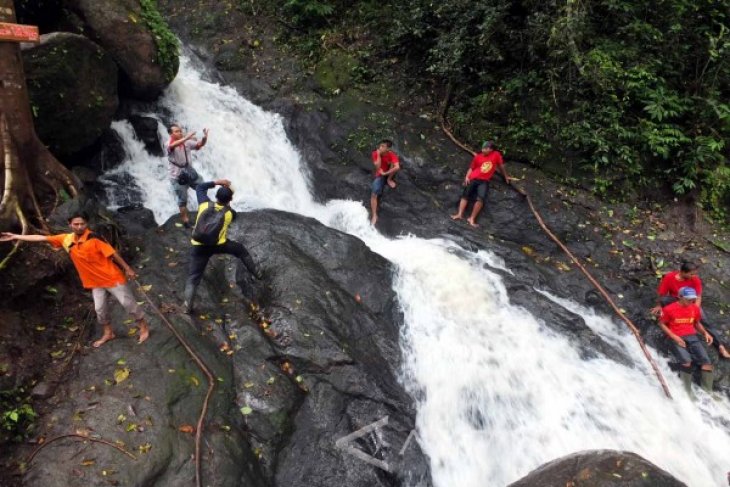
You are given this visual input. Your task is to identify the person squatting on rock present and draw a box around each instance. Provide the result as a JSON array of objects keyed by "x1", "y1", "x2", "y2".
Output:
[
  {"x1": 650, "y1": 261, "x2": 730, "y2": 359},
  {"x1": 370, "y1": 139, "x2": 401, "y2": 225},
  {"x1": 183, "y1": 179, "x2": 263, "y2": 315},
  {"x1": 451, "y1": 141, "x2": 512, "y2": 227},
  {"x1": 0, "y1": 212, "x2": 150, "y2": 348},
  {"x1": 657, "y1": 286, "x2": 714, "y2": 395},
  {"x1": 167, "y1": 123, "x2": 209, "y2": 228}
]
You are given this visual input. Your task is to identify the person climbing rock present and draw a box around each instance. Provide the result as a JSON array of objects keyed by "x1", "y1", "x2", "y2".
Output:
[
  {"x1": 168, "y1": 123, "x2": 209, "y2": 228},
  {"x1": 450, "y1": 141, "x2": 511, "y2": 227},
  {"x1": 183, "y1": 179, "x2": 263, "y2": 314},
  {"x1": 0, "y1": 212, "x2": 150, "y2": 347},
  {"x1": 658, "y1": 286, "x2": 714, "y2": 395},
  {"x1": 370, "y1": 139, "x2": 400, "y2": 225},
  {"x1": 650, "y1": 261, "x2": 730, "y2": 359}
]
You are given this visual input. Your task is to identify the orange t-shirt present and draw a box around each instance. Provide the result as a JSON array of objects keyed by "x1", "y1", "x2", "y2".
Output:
[{"x1": 47, "y1": 230, "x2": 126, "y2": 289}]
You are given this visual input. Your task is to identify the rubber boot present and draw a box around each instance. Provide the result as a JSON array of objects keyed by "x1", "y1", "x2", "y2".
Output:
[
  {"x1": 679, "y1": 370, "x2": 693, "y2": 397},
  {"x1": 183, "y1": 282, "x2": 197, "y2": 314},
  {"x1": 700, "y1": 370, "x2": 714, "y2": 393}
]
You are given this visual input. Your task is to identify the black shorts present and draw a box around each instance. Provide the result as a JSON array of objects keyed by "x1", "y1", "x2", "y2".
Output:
[
  {"x1": 461, "y1": 180, "x2": 489, "y2": 202},
  {"x1": 669, "y1": 335, "x2": 711, "y2": 366}
]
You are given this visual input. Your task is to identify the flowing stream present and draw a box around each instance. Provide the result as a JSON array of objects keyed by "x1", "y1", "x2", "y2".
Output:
[{"x1": 103, "y1": 56, "x2": 730, "y2": 487}]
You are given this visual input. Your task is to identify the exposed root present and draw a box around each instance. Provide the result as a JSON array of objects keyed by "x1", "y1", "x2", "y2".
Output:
[{"x1": 26, "y1": 434, "x2": 137, "y2": 464}]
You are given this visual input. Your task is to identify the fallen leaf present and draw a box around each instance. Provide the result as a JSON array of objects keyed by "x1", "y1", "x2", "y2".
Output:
[
  {"x1": 127, "y1": 327, "x2": 138, "y2": 337},
  {"x1": 266, "y1": 377, "x2": 275, "y2": 385},
  {"x1": 80, "y1": 459, "x2": 95, "y2": 466},
  {"x1": 189, "y1": 375, "x2": 200, "y2": 387},
  {"x1": 35, "y1": 325, "x2": 46, "y2": 331},
  {"x1": 114, "y1": 368, "x2": 130, "y2": 384},
  {"x1": 140, "y1": 285, "x2": 152, "y2": 292},
  {"x1": 138, "y1": 443, "x2": 152, "y2": 453},
  {"x1": 125, "y1": 423, "x2": 138, "y2": 432},
  {"x1": 240, "y1": 406, "x2": 253, "y2": 416},
  {"x1": 178, "y1": 424, "x2": 195, "y2": 434},
  {"x1": 116, "y1": 414, "x2": 127, "y2": 424},
  {"x1": 116, "y1": 358, "x2": 126, "y2": 365},
  {"x1": 243, "y1": 381, "x2": 254, "y2": 388}
]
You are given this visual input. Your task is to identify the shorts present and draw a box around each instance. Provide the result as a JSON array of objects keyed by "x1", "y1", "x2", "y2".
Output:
[
  {"x1": 171, "y1": 173, "x2": 203, "y2": 207},
  {"x1": 92, "y1": 283, "x2": 145, "y2": 325},
  {"x1": 371, "y1": 176, "x2": 386, "y2": 196},
  {"x1": 669, "y1": 334, "x2": 711, "y2": 366},
  {"x1": 461, "y1": 180, "x2": 489, "y2": 202}
]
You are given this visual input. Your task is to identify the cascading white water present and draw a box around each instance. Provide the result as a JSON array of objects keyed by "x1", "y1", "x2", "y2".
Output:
[{"x1": 105, "y1": 56, "x2": 730, "y2": 487}]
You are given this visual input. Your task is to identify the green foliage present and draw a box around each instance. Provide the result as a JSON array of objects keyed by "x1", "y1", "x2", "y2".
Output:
[
  {"x1": 139, "y1": 0, "x2": 180, "y2": 83},
  {"x1": 284, "y1": 0, "x2": 335, "y2": 26},
  {"x1": 0, "y1": 389, "x2": 36, "y2": 443},
  {"x1": 381, "y1": 0, "x2": 729, "y2": 211}
]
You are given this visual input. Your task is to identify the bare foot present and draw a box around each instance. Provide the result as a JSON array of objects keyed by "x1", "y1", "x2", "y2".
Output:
[
  {"x1": 450, "y1": 214, "x2": 463, "y2": 221},
  {"x1": 137, "y1": 320, "x2": 150, "y2": 344},
  {"x1": 467, "y1": 218, "x2": 479, "y2": 227},
  {"x1": 371, "y1": 214, "x2": 378, "y2": 225},
  {"x1": 387, "y1": 179, "x2": 397, "y2": 189},
  {"x1": 719, "y1": 345, "x2": 730, "y2": 359},
  {"x1": 93, "y1": 330, "x2": 116, "y2": 348}
]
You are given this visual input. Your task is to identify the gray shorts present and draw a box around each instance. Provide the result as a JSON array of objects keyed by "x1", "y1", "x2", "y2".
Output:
[
  {"x1": 92, "y1": 283, "x2": 145, "y2": 325},
  {"x1": 669, "y1": 334, "x2": 711, "y2": 366},
  {"x1": 171, "y1": 174, "x2": 203, "y2": 207}
]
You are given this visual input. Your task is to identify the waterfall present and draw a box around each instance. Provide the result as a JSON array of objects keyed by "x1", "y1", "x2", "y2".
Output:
[{"x1": 104, "y1": 55, "x2": 730, "y2": 487}]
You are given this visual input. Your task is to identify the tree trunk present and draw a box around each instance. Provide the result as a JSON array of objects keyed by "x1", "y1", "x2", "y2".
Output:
[{"x1": 0, "y1": 0, "x2": 77, "y2": 237}]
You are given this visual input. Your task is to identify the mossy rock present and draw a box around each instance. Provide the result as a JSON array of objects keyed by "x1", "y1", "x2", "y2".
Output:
[
  {"x1": 22, "y1": 32, "x2": 119, "y2": 157},
  {"x1": 313, "y1": 51, "x2": 358, "y2": 94}
]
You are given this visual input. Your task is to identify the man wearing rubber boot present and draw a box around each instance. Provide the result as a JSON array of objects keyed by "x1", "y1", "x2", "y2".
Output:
[
  {"x1": 183, "y1": 179, "x2": 263, "y2": 315},
  {"x1": 658, "y1": 286, "x2": 714, "y2": 396},
  {"x1": 650, "y1": 260, "x2": 730, "y2": 359}
]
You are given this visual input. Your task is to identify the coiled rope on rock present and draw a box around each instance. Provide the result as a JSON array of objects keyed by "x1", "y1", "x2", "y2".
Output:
[{"x1": 440, "y1": 121, "x2": 673, "y2": 399}]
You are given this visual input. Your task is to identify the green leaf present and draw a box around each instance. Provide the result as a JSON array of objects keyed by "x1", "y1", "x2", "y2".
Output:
[{"x1": 240, "y1": 406, "x2": 253, "y2": 416}]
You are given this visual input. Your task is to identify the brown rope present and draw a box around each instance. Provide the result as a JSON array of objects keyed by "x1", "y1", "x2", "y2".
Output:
[
  {"x1": 27, "y1": 434, "x2": 137, "y2": 463},
  {"x1": 134, "y1": 280, "x2": 216, "y2": 487},
  {"x1": 440, "y1": 123, "x2": 673, "y2": 399}
]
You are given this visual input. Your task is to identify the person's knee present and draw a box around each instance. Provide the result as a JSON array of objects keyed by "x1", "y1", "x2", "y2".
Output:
[
  {"x1": 700, "y1": 363, "x2": 713, "y2": 371},
  {"x1": 680, "y1": 363, "x2": 692, "y2": 370}
]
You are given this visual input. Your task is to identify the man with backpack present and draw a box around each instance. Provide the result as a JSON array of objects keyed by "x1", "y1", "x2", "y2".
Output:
[
  {"x1": 1, "y1": 212, "x2": 150, "y2": 348},
  {"x1": 167, "y1": 123, "x2": 208, "y2": 228},
  {"x1": 183, "y1": 179, "x2": 263, "y2": 315}
]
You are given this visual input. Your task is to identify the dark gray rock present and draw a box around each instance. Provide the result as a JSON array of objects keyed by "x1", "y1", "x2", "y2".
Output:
[
  {"x1": 507, "y1": 450, "x2": 687, "y2": 487},
  {"x1": 129, "y1": 115, "x2": 163, "y2": 156},
  {"x1": 65, "y1": 0, "x2": 178, "y2": 99},
  {"x1": 22, "y1": 32, "x2": 118, "y2": 157}
]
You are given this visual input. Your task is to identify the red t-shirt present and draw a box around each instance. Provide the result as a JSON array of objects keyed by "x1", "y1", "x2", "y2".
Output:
[
  {"x1": 657, "y1": 271, "x2": 702, "y2": 297},
  {"x1": 660, "y1": 301, "x2": 701, "y2": 337},
  {"x1": 468, "y1": 151, "x2": 503, "y2": 181},
  {"x1": 372, "y1": 150, "x2": 400, "y2": 178}
]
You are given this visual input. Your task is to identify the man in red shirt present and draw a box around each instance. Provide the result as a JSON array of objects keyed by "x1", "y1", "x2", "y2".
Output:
[
  {"x1": 450, "y1": 141, "x2": 511, "y2": 227},
  {"x1": 650, "y1": 261, "x2": 729, "y2": 359},
  {"x1": 1, "y1": 212, "x2": 150, "y2": 348},
  {"x1": 370, "y1": 139, "x2": 400, "y2": 225},
  {"x1": 658, "y1": 286, "x2": 714, "y2": 394}
]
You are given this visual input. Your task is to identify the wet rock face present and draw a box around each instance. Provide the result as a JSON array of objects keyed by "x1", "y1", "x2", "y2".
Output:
[
  {"x1": 22, "y1": 208, "x2": 430, "y2": 487},
  {"x1": 22, "y1": 32, "x2": 118, "y2": 157},
  {"x1": 65, "y1": 0, "x2": 178, "y2": 99},
  {"x1": 507, "y1": 450, "x2": 687, "y2": 487}
]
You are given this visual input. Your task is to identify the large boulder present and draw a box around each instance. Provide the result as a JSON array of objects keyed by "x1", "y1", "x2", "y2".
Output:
[
  {"x1": 65, "y1": 0, "x2": 179, "y2": 99},
  {"x1": 508, "y1": 450, "x2": 687, "y2": 487},
  {"x1": 19, "y1": 208, "x2": 431, "y2": 486},
  {"x1": 22, "y1": 32, "x2": 118, "y2": 157}
]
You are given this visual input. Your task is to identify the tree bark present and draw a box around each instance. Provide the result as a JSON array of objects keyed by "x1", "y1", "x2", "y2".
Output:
[{"x1": 0, "y1": 0, "x2": 77, "y2": 236}]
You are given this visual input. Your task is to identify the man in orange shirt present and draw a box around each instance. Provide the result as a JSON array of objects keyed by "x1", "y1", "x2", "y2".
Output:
[
  {"x1": 1, "y1": 212, "x2": 150, "y2": 348},
  {"x1": 658, "y1": 286, "x2": 714, "y2": 394}
]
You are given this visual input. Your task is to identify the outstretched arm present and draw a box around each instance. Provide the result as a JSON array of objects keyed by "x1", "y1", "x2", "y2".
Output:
[
  {"x1": 194, "y1": 128, "x2": 209, "y2": 150},
  {"x1": 169, "y1": 132, "x2": 196, "y2": 150},
  {"x1": 195, "y1": 179, "x2": 231, "y2": 205},
  {"x1": 0, "y1": 232, "x2": 49, "y2": 243}
]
